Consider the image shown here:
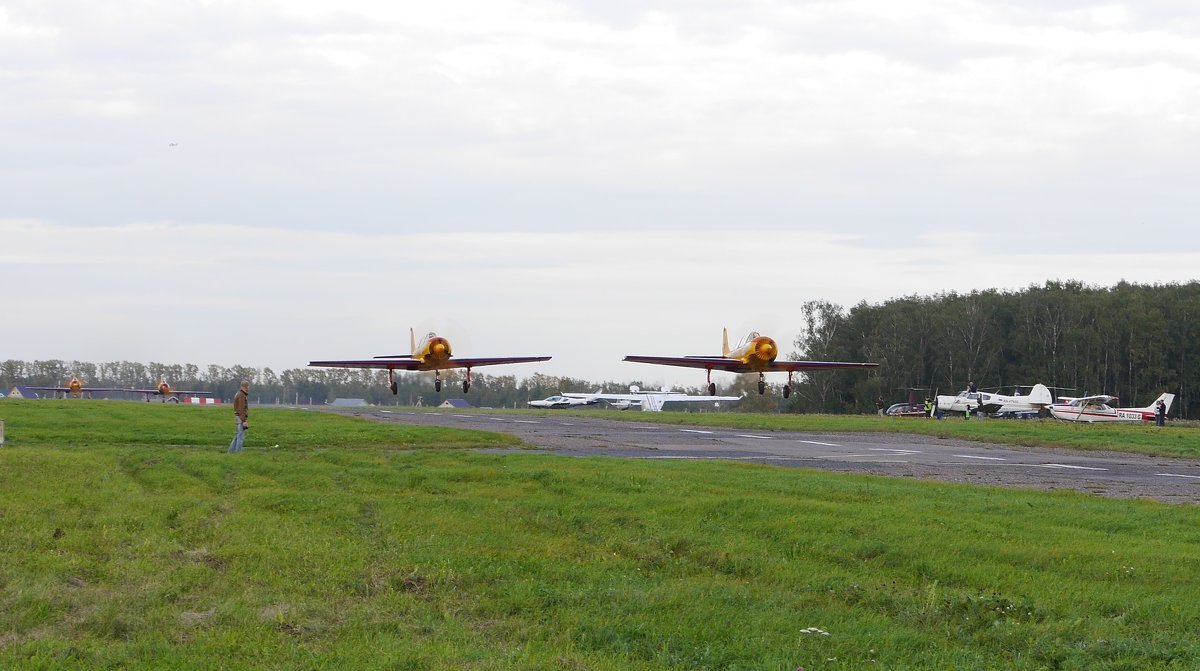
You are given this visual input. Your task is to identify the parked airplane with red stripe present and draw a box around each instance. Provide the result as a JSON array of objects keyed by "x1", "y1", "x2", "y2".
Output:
[{"x1": 1049, "y1": 392, "x2": 1174, "y2": 423}]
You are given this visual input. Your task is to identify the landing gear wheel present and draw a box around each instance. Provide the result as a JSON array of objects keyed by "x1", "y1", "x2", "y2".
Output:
[
  {"x1": 757, "y1": 380, "x2": 766, "y2": 395},
  {"x1": 462, "y1": 380, "x2": 471, "y2": 394},
  {"x1": 783, "y1": 384, "x2": 791, "y2": 399},
  {"x1": 389, "y1": 381, "x2": 398, "y2": 395},
  {"x1": 708, "y1": 382, "x2": 717, "y2": 396},
  {"x1": 435, "y1": 379, "x2": 442, "y2": 393}
]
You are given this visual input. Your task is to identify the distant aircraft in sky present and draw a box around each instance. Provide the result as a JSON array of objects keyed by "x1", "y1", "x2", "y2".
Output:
[
  {"x1": 309, "y1": 329, "x2": 552, "y2": 394},
  {"x1": 623, "y1": 328, "x2": 878, "y2": 397},
  {"x1": 936, "y1": 384, "x2": 1054, "y2": 416},
  {"x1": 1049, "y1": 392, "x2": 1174, "y2": 423},
  {"x1": 29, "y1": 377, "x2": 122, "y2": 398},
  {"x1": 563, "y1": 386, "x2": 744, "y2": 412},
  {"x1": 129, "y1": 378, "x2": 214, "y2": 402}
]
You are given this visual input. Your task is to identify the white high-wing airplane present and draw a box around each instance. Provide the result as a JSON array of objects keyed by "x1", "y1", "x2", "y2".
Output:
[
  {"x1": 936, "y1": 384, "x2": 1054, "y2": 415},
  {"x1": 527, "y1": 394, "x2": 600, "y2": 409},
  {"x1": 562, "y1": 386, "x2": 743, "y2": 412},
  {"x1": 1049, "y1": 392, "x2": 1174, "y2": 423}
]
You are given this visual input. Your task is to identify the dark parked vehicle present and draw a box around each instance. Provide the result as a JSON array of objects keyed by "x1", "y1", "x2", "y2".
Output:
[{"x1": 886, "y1": 402, "x2": 927, "y2": 418}]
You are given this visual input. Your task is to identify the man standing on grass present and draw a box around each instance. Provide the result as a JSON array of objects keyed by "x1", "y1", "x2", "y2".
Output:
[{"x1": 228, "y1": 380, "x2": 250, "y2": 454}]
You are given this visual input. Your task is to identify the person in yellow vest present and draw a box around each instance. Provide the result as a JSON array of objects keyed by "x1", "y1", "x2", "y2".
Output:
[
  {"x1": 923, "y1": 397, "x2": 933, "y2": 418},
  {"x1": 227, "y1": 380, "x2": 250, "y2": 454}
]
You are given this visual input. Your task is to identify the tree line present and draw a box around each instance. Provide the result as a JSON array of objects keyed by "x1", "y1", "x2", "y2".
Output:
[{"x1": 788, "y1": 280, "x2": 1200, "y2": 418}]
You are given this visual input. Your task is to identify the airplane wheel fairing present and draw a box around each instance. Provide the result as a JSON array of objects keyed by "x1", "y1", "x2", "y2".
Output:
[
  {"x1": 708, "y1": 382, "x2": 717, "y2": 396},
  {"x1": 757, "y1": 381, "x2": 766, "y2": 395},
  {"x1": 435, "y1": 379, "x2": 442, "y2": 393},
  {"x1": 462, "y1": 381, "x2": 470, "y2": 393},
  {"x1": 389, "y1": 381, "x2": 398, "y2": 395},
  {"x1": 783, "y1": 385, "x2": 791, "y2": 399}
]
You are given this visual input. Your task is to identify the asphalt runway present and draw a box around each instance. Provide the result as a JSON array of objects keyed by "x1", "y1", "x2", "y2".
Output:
[{"x1": 337, "y1": 409, "x2": 1200, "y2": 504}]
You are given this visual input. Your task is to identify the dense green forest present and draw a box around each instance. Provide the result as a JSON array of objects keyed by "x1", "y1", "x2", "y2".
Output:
[
  {"x1": 4, "y1": 281, "x2": 1197, "y2": 416},
  {"x1": 789, "y1": 280, "x2": 1199, "y2": 418}
]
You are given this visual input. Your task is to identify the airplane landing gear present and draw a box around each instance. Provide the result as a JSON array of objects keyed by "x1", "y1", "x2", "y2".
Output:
[
  {"x1": 707, "y1": 369, "x2": 716, "y2": 396},
  {"x1": 434, "y1": 371, "x2": 443, "y2": 393},
  {"x1": 388, "y1": 370, "x2": 398, "y2": 395},
  {"x1": 390, "y1": 381, "x2": 398, "y2": 395},
  {"x1": 783, "y1": 371, "x2": 794, "y2": 399},
  {"x1": 463, "y1": 368, "x2": 472, "y2": 394},
  {"x1": 757, "y1": 373, "x2": 766, "y2": 395}
]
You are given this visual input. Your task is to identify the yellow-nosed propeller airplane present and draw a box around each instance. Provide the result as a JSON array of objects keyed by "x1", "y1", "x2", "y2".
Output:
[
  {"x1": 129, "y1": 377, "x2": 214, "y2": 402},
  {"x1": 309, "y1": 329, "x2": 552, "y2": 394},
  {"x1": 624, "y1": 328, "x2": 878, "y2": 398},
  {"x1": 30, "y1": 377, "x2": 123, "y2": 398}
]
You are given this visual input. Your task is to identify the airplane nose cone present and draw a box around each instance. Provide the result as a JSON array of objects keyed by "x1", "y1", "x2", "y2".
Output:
[
  {"x1": 757, "y1": 339, "x2": 777, "y2": 360},
  {"x1": 432, "y1": 341, "x2": 448, "y2": 356}
]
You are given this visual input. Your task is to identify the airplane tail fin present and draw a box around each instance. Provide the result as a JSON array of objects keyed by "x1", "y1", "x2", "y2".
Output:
[
  {"x1": 1144, "y1": 393, "x2": 1175, "y2": 414},
  {"x1": 722, "y1": 327, "x2": 730, "y2": 358},
  {"x1": 410, "y1": 328, "x2": 417, "y2": 357},
  {"x1": 1027, "y1": 383, "x2": 1054, "y2": 405}
]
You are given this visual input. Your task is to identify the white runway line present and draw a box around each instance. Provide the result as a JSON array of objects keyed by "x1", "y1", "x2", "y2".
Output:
[
  {"x1": 1036, "y1": 463, "x2": 1108, "y2": 471},
  {"x1": 1157, "y1": 473, "x2": 1200, "y2": 480},
  {"x1": 870, "y1": 448, "x2": 921, "y2": 455},
  {"x1": 953, "y1": 455, "x2": 1006, "y2": 461},
  {"x1": 452, "y1": 414, "x2": 471, "y2": 418},
  {"x1": 735, "y1": 434, "x2": 772, "y2": 440},
  {"x1": 679, "y1": 429, "x2": 715, "y2": 435},
  {"x1": 799, "y1": 440, "x2": 840, "y2": 447},
  {"x1": 512, "y1": 420, "x2": 540, "y2": 424}
]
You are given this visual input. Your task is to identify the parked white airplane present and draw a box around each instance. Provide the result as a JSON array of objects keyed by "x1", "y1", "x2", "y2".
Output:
[
  {"x1": 1049, "y1": 392, "x2": 1174, "y2": 423},
  {"x1": 527, "y1": 394, "x2": 600, "y2": 409},
  {"x1": 563, "y1": 386, "x2": 743, "y2": 412},
  {"x1": 936, "y1": 384, "x2": 1054, "y2": 415}
]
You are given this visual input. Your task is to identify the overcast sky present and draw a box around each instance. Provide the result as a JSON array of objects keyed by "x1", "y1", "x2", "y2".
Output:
[{"x1": 3, "y1": 0, "x2": 1199, "y2": 388}]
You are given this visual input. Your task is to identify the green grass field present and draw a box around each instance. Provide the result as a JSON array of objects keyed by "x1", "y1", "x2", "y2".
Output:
[{"x1": 2, "y1": 400, "x2": 1200, "y2": 670}]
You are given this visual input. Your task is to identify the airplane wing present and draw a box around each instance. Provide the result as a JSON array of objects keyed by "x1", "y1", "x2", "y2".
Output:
[
  {"x1": 309, "y1": 356, "x2": 550, "y2": 371},
  {"x1": 766, "y1": 360, "x2": 881, "y2": 372},
  {"x1": 564, "y1": 391, "x2": 743, "y2": 402},
  {"x1": 1068, "y1": 394, "x2": 1118, "y2": 405},
  {"x1": 308, "y1": 358, "x2": 425, "y2": 370},
  {"x1": 446, "y1": 356, "x2": 551, "y2": 368},
  {"x1": 623, "y1": 356, "x2": 878, "y2": 373},
  {"x1": 127, "y1": 388, "x2": 213, "y2": 396},
  {"x1": 29, "y1": 386, "x2": 124, "y2": 393}
]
